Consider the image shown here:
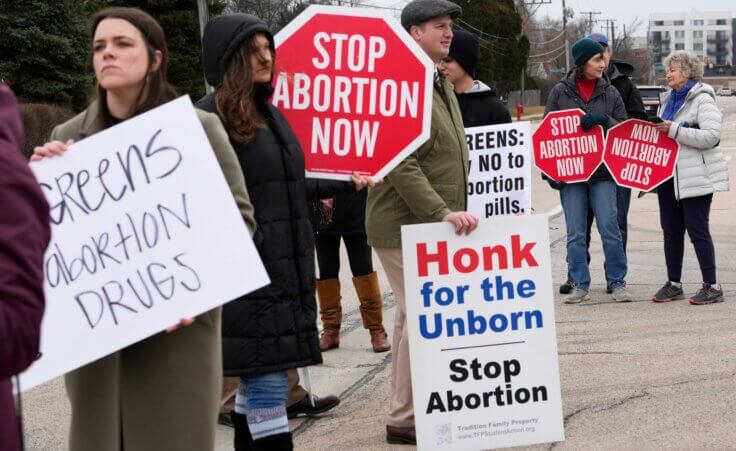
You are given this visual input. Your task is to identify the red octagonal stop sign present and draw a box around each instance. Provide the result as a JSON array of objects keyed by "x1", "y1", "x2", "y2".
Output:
[
  {"x1": 603, "y1": 119, "x2": 680, "y2": 191},
  {"x1": 272, "y1": 6, "x2": 433, "y2": 180},
  {"x1": 532, "y1": 108, "x2": 605, "y2": 183}
]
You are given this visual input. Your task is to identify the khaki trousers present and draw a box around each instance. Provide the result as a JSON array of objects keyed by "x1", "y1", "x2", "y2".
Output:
[
  {"x1": 375, "y1": 248, "x2": 414, "y2": 428},
  {"x1": 220, "y1": 368, "x2": 308, "y2": 413}
]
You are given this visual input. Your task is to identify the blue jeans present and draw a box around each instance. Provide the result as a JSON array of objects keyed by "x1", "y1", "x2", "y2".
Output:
[
  {"x1": 560, "y1": 181, "x2": 627, "y2": 290},
  {"x1": 236, "y1": 371, "x2": 288, "y2": 411}
]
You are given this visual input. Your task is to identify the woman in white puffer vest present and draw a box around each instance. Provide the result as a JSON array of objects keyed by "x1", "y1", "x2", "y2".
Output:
[{"x1": 652, "y1": 50, "x2": 729, "y2": 305}]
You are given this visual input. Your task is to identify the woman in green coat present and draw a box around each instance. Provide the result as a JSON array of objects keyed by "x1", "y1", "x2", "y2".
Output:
[{"x1": 31, "y1": 7, "x2": 255, "y2": 451}]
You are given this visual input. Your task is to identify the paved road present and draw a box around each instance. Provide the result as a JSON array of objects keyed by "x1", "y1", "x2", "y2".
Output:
[{"x1": 22, "y1": 97, "x2": 736, "y2": 450}]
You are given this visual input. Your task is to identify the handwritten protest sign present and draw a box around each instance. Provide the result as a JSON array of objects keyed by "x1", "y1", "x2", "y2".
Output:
[
  {"x1": 604, "y1": 118, "x2": 679, "y2": 191},
  {"x1": 402, "y1": 215, "x2": 564, "y2": 450},
  {"x1": 21, "y1": 96, "x2": 269, "y2": 391},
  {"x1": 467, "y1": 122, "x2": 532, "y2": 218}
]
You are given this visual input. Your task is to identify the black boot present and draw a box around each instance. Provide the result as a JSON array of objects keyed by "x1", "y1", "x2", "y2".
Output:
[
  {"x1": 253, "y1": 432, "x2": 293, "y2": 451},
  {"x1": 231, "y1": 412, "x2": 254, "y2": 451}
]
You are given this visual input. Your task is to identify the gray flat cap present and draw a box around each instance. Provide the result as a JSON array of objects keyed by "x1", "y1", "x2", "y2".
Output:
[{"x1": 401, "y1": 0, "x2": 462, "y2": 30}]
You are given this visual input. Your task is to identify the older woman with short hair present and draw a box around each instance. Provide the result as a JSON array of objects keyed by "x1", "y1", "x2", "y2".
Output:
[{"x1": 652, "y1": 51, "x2": 729, "y2": 305}]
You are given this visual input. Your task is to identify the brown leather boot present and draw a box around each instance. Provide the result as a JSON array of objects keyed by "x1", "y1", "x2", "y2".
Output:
[
  {"x1": 353, "y1": 272, "x2": 390, "y2": 353},
  {"x1": 317, "y1": 278, "x2": 341, "y2": 351}
]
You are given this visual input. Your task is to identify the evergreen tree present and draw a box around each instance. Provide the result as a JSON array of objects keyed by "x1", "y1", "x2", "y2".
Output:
[
  {"x1": 93, "y1": 0, "x2": 227, "y2": 99},
  {"x1": 454, "y1": 0, "x2": 530, "y2": 94},
  {"x1": 0, "y1": 0, "x2": 91, "y2": 111},
  {"x1": 227, "y1": 0, "x2": 308, "y2": 32}
]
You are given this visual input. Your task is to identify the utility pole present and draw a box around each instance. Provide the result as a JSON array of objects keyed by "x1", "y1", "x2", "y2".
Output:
[
  {"x1": 196, "y1": 0, "x2": 213, "y2": 93},
  {"x1": 580, "y1": 10, "x2": 601, "y2": 34},
  {"x1": 562, "y1": 0, "x2": 570, "y2": 72},
  {"x1": 610, "y1": 20, "x2": 616, "y2": 50}
]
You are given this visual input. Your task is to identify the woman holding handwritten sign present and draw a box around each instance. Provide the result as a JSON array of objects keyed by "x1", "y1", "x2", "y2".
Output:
[{"x1": 31, "y1": 8, "x2": 256, "y2": 451}]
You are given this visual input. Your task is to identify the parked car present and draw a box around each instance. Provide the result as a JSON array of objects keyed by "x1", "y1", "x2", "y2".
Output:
[{"x1": 637, "y1": 85, "x2": 666, "y2": 119}]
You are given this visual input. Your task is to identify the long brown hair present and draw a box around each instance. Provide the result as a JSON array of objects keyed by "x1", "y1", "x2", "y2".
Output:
[
  {"x1": 90, "y1": 7, "x2": 177, "y2": 127},
  {"x1": 216, "y1": 34, "x2": 273, "y2": 144}
]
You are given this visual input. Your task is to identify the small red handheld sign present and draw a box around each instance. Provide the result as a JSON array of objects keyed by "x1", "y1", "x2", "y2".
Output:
[
  {"x1": 603, "y1": 119, "x2": 680, "y2": 191},
  {"x1": 532, "y1": 108, "x2": 605, "y2": 183}
]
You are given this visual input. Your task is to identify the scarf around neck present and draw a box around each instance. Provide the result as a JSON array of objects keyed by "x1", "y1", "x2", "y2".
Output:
[{"x1": 662, "y1": 79, "x2": 697, "y2": 120}]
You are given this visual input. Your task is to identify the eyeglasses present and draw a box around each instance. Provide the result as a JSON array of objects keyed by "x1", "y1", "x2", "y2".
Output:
[{"x1": 440, "y1": 56, "x2": 455, "y2": 63}]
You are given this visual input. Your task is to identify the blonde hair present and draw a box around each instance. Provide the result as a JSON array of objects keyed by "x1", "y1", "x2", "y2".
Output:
[{"x1": 664, "y1": 51, "x2": 704, "y2": 82}]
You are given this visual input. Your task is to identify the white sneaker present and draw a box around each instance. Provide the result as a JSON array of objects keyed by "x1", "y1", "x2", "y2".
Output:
[
  {"x1": 564, "y1": 287, "x2": 590, "y2": 304},
  {"x1": 612, "y1": 284, "x2": 634, "y2": 303}
]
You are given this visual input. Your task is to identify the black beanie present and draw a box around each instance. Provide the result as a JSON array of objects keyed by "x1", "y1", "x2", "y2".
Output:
[
  {"x1": 572, "y1": 38, "x2": 604, "y2": 68},
  {"x1": 449, "y1": 29, "x2": 479, "y2": 78}
]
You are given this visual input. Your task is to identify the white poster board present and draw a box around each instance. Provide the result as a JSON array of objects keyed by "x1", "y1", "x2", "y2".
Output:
[
  {"x1": 467, "y1": 122, "x2": 532, "y2": 218},
  {"x1": 402, "y1": 215, "x2": 564, "y2": 450},
  {"x1": 20, "y1": 96, "x2": 269, "y2": 391}
]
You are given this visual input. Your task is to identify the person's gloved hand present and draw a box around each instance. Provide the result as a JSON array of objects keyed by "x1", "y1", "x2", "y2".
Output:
[{"x1": 580, "y1": 112, "x2": 608, "y2": 131}]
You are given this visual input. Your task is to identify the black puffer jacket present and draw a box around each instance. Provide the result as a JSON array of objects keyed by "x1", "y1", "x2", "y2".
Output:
[
  {"x1": 454, "y1": 81, "x2": 512, "y2": 127},
  {"x1": 609, "y1": 60, "x2": 648, "y2": 121},
  {"x1": 198, "y1": 14, "x2": 350, "y2": 376},
  {"x1": 544, "y1": 71, "x2": 627, "y2": 183},
  {"x1": 310, "y1": 189, "x2": 367, "y2": 236}
]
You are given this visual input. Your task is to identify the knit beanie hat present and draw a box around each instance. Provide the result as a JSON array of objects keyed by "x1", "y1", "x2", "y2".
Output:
[
  {"x1": 572, "y1": 38, "x2": 604, "y2": 67},
  {"x1": 448, "y1": 30, "x2": 480, "y2": 77}
]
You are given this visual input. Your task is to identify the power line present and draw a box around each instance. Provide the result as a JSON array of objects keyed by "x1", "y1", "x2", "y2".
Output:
[
  {"x1": 528, "y1": 43, "x2": 566, "y2": 58},
  {"x1": 530, "y1": 48, "x2": 568, "y2": 64},
  {"x1": 457, "y1": 18, "x2": 509, "y2": 41},
  {"x1": 309, "y1": 1, "x2": 402, "y2": 10},
  {"x1": 528, "y1": 29, "x2": 565, "y2": 46},
  {"x1": 454, "y1": 23, "x2": 507, "y2": 56},
  {"x1": 580, "y1": 10, "x2": 601, "y2": 34}
]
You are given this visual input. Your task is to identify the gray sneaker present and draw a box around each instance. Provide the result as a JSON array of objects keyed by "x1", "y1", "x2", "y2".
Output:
[
  {"x1": 612, "y1": 284, "x2": 634, "y2": 303},
  {"x1": 564, "y1": 287, "x2": 590, "y2": 304},
  {"x1": 689, "y1": 284, "x2": 724, "y2": 305}
]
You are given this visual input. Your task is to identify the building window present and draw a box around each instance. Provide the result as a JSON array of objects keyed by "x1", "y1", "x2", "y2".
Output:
[
  {"x1": 675, "y1": 43, "x2": 685, "y2": 50},
  {"x1": 675, "y1": 31, "x2": 685, "y2": 38},
  {"x1": 674, "y1": 20, "x2": 684, "y2": 26},
  {"x1": 716, "y1": 19, "x2": 727, "y2": 25},
  {"x1": 693, "y1": 43, "x2": 703, "y2": 51},
  {"x1": 654, "y1": 20, "x2": 664, "y2": 26},
  {"x1": 693, "y1": 31, "x2": 703, "y2": 39},
  {"x1": 692, "y1": 19, "x2": 704, "y2": 26}
]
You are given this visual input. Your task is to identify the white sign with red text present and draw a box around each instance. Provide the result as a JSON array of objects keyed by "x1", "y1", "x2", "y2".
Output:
[{"x1": 402, "y1": 215, "x2": 564, "y2": 450}]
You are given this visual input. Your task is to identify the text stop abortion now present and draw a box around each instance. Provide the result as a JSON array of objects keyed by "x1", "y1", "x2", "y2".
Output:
[{"x1": 272, "y1": 31, "x2": 420, "y2": 158}]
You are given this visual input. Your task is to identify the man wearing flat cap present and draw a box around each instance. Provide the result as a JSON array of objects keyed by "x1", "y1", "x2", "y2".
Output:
[{"x1": 366, "y1": 0, "x2": 478, "y2": 445}]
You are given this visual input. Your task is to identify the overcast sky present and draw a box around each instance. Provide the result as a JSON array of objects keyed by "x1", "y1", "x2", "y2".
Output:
[{"x1": 369, "y1": 0, "x2": 736, "y2": 37}]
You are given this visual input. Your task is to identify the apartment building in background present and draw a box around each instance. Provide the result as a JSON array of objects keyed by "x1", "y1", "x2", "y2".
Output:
[{"x1": 648, "y1": 10, "x2": 733, "y2": 70}]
